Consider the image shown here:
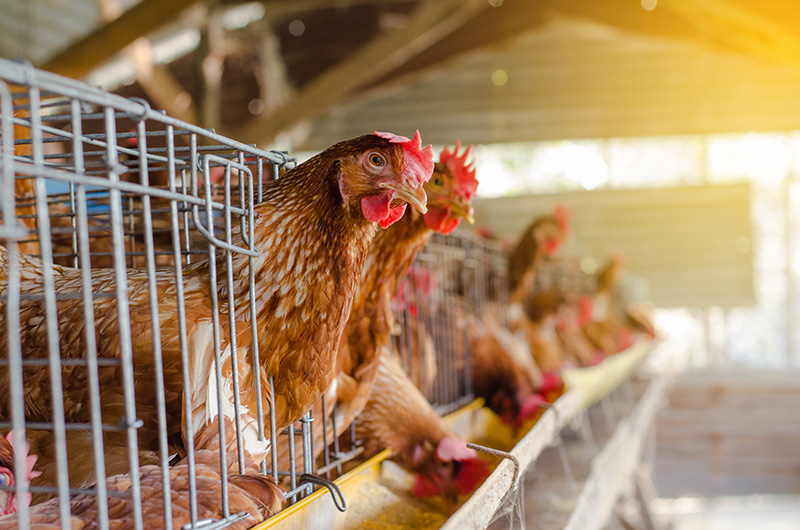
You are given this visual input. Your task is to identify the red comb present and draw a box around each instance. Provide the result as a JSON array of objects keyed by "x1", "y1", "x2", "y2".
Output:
[
  {"x1": 437, "y1": 436, "x2": 477, "y2": 462},
  {"x1": 440, "y1": 140, "x2": 478, "y2": 201},
  {"x1": 374, "y1": 130, "x2": 434, "y2": 186},
  {"x1": 553, "y1": 205, "x2": 571, "y2": 236}
]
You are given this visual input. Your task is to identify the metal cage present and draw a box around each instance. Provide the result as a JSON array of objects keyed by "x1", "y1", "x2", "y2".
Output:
[
  {"x1": 392, "y1": 231, "x2": 509, "y2": 414},
  {"x1": 0, "y1": 58, "x2": 332, "y2": 530},
  {"x1": 0, "y1": 58, "x2": 502, "y2": 530}
]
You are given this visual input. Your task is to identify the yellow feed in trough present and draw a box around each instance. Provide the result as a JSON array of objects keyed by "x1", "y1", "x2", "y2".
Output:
[{"x1": 347, "y1": 482, "x2": 447, "y2": 530}]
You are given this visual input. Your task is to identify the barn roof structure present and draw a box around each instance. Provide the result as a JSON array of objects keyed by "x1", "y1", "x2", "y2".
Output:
[{"x1": 4, "y1": 0, "x2": 800, "y2": 150}]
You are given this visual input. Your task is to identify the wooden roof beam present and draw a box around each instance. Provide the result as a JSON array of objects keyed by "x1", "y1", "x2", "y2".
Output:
[
  {"x1": 130, "y1": 39, "x2": 198, "y2": 124},
  {"x1": 42, "y1": 0, "x2": 203, "y2": 79},
  {"x1": 234, "y1": 0, "x2": 487, "y2": 147}
]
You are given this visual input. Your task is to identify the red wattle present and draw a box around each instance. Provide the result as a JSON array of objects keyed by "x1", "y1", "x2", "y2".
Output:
[
  {"x1": 361, "y1": 193, "x2": 391, "y2": 223},
  {"x1": 412, "y1": 473, "x2": 441, "y2": 498},
  {"x1": 424, "y1": 206, "x2": 462, "y2": 234},
  {"x1": 540, "y1": 371, "x2": 563, "y2": 395},
  {"x1": 619, "y1": 328, "x2": 634, "y2": 351},
  {"x1": 361, "y1": 193, "x2": 407, "y2": 228},
  {"x1": 456, "y1": 458, "x2": 491, "y2": 496},
  {"x1": 440, "y1": 216, "x2": 460, "y2": 235},
  {"x1": 380, "y1": 204, "x2": 407, "y2": 228},
  {"x1": 578, "y1": 296, "x2": 594, "y2": 326},
  {"x1": 423, "y1": 206, "x2": 449, "y2": 232},
  {"x1": 519, "y1": 393, "x2": 546, "y2": 424}
]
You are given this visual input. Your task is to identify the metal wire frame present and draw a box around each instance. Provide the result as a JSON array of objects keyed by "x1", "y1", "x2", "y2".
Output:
[
  {"x1": 0, "y1": 58, "x2": 330, "y2": 530},
  {"x1": 391, "y1": 230, "x2": 510, "y2": 415},
  {"x1": 534, "y1": 256, "x2": 596, "y2": 297}
]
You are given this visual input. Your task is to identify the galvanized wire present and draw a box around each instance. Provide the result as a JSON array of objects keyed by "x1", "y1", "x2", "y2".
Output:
[
  {"x1": 0, "y1": 57, "x2": 511, "y2": 530},
  {"x1": 392, "y1": 230, "x2": 509, "y2": 414},
  {"x1": 0, "y1": 57, "x2": 314, "y2": 530}
]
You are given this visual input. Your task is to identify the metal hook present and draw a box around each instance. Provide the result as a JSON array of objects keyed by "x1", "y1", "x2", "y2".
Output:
[
  {"x1": 467, "y1": 443, "x2": 520, "y2": 507},
  {"x1": 126, "y1": 97, "x2": 151, "y2": 121},
  {"x1": 298, "y1": 473, "x2": 347, "y2": 512}
]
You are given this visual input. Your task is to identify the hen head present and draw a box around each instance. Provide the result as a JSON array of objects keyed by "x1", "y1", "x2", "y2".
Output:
[
  {"x1": 336, "y1": 131, "x2": 434, "y2": 228},
  {"x1": 535, "y1": 205, "x2": 571, "y2": 256},
  {"x1": 539, "y1": 370, "x2": 564, "y2": 397},
  {"x1": 489, "y1": 390, "x2": 545, "y2": 431},
  {"x1": 516, "y1": 393, "x2": 546, "y2": 429},
  {"x1": 0, "y1": 431, "x2": 41, "y2": 515},
  {"x1": 423, "y1": 141, "x2": 479, "y2": 235},
  {"x1": 409, "y1": 436, "x2": 489, "y2": 503}
]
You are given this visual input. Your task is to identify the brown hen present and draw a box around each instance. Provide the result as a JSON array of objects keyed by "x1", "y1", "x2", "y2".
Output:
[
  {"x1": 277, "y1": 142, "x2": 477, "y2": 471},
  {"x1": 0, "y1": 131, "x2": 433, "y2": 490},
  {"x1": 507, "y1": 207, "x2": 570, "y2": 302},
  {"x1": 468, "y1": 315, "x2": 546, "y2": 432},
  {"x1": 356, "y1": 354, "x2": 488, "y2": 503}
]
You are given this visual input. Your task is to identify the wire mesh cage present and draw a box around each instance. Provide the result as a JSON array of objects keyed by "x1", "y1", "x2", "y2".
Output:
[
  {"x1": 0, "y1": 58, "x2": 506, "y2": 530},
  {"x1": 392, "y1": 231, "x2": 509, "y2": 415},
  {"x1": 0, "y1": 58, "x2": 339, "y2": 530},
  {"x1": 533, "y1": 256, "x2": 595, "y2": 295}
]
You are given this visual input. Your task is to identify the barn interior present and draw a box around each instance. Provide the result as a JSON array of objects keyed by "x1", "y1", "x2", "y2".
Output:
[{"x1": 1, "y1": 1, "x2": 799, "y2": 529}]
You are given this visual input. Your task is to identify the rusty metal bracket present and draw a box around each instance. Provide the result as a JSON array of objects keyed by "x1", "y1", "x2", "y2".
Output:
[
  {"x1": 467, "y1": 442, "x2": 521, "y2": 507},
  {"x1": 299, "y1": 473, "x2": 347, "y2": 512}
]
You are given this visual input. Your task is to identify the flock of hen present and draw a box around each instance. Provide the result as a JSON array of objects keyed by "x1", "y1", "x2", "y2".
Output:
[{"x1": 0, "y1": 131, "x2": 654, "y2": 528}]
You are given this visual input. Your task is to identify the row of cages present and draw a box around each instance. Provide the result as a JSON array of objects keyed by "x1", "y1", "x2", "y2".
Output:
[{"x1": 0, "y1": 59, "x2": 506, "y2": 529}]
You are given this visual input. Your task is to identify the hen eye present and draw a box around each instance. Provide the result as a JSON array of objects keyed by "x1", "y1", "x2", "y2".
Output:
[
  {"x1": 369, "y1": 153, "x2": 385, "y2": 167},
  {"x1": 432, "y1": 177, "x2": 443, "y2": 186}
]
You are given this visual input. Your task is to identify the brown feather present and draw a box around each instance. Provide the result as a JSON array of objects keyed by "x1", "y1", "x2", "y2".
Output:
[{"x1": 0, "y1": 419, "x2": 282, "y2": 530}]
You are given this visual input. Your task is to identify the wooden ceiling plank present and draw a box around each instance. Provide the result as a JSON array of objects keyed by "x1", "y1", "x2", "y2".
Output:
[
  {"x1": 234, "y1": 0, "x2": 486, "y2": 146},
  {"x1": 42, "y1": 0, "x2": 203, "y2": 79}
]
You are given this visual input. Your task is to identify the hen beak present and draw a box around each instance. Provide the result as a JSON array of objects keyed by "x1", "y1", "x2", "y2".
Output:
[
  {"x1": 449, "y1": 201, "x2": 475, "y2": 224},
  {"x1": 380, "y1": 182, "x2": 428, "y2": 215}
]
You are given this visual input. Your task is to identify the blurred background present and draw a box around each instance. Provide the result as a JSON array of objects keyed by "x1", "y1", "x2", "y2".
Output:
[{"x1": 2, "y1": 0, "x2": 799, "y2": 528}]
